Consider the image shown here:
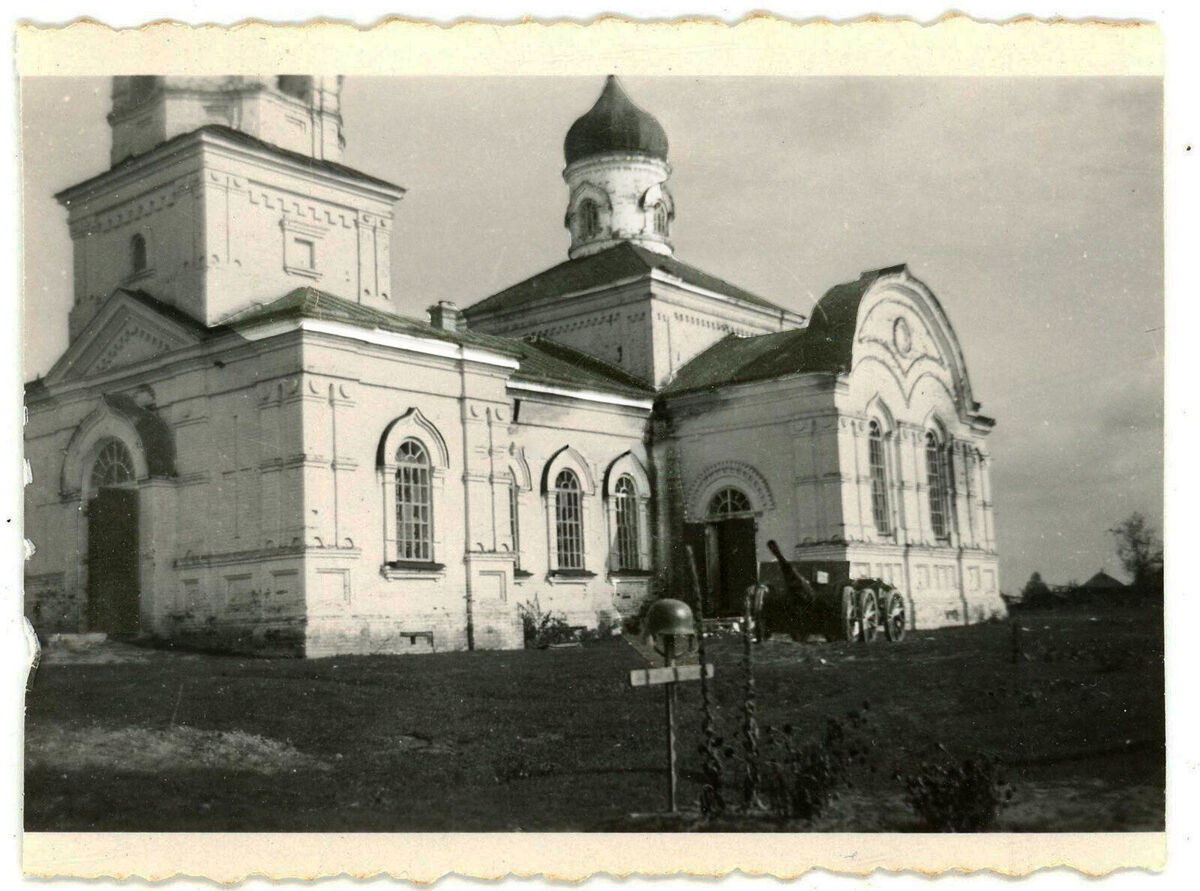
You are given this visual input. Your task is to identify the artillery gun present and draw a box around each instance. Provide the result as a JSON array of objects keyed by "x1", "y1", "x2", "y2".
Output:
[{"x1": 755, "y1": 540, "x2": 907, "y2": 644}]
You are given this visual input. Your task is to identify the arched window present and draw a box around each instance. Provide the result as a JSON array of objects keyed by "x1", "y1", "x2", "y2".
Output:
[
  {"x1": 130, "y1": 233, "x2": 148, "y2": 275},
  {"x1": 614, "y1": 474, "x2": 640, "y2": 570},
  {"x1": 925, "y1": 431, "x2": 950, "y2": 541},
  {"x1": 868, "y1": 421, "x2": 891, "y2": 536},
  {"x1": 554, "y1": 469, "x2": 584, "y2": 569},
  {"x1": 578, "y1": 199, "x2": 600, "y2": 239},
  {"x1": 89, "y1": 438, "x2": 136, "y2": 492},
  {"x1": 508, "y1": 470, "x2": 522, "y2": 571},
  {"x1": 651, "y1": 203, "x2": 669, "y2": 236},
  {"x1": 708, "y1": 487, "x2": 752, "y2": 518},
  {"x1": 395, "y1": 439, "x2": 433, "y2": 561}
]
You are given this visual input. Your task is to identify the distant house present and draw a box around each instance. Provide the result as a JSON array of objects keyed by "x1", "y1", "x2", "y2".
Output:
[{"x1": 1077, "y1": 571, "x2": 1127, "y2": 594}]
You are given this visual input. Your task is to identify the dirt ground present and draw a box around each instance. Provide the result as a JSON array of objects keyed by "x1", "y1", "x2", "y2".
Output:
[{"x1": 24, "y1": 606, "x2": 1164, "y2": 832}]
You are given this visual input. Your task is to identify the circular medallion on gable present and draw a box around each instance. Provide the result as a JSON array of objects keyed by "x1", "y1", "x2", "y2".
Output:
[{"x1": 893, "y1": 316, "x2": 912, "y2": 357}]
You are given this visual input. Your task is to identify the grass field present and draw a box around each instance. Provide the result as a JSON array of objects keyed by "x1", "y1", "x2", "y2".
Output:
[{"x1": 24, "y1": 606, "x2": 1164, "y2": 832}]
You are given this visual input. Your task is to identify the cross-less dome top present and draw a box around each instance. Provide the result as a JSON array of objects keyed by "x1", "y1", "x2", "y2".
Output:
[{"x1": 564, "y1": 76, "x2": 669, "y2": 166}]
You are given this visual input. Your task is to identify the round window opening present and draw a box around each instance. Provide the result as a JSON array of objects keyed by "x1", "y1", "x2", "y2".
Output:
[
  {"x1": 708, "y1": 487, "x2": 752, "y2": 518},
  {"x1": 893, "y1": 316, "x2": 913, "y2": 357},
  {"x1": 89, "y1": 438, "x2": 136, "y2": 492}
]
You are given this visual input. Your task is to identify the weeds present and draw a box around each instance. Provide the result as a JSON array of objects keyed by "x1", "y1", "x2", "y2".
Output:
[
  {"x1": 757, "y1": 708, "x2": 872, "y2": 821},
  {"x1": 897, "y1": 746, "x2": 1014, "y2": 831},
  {"x1": 518, "y1": 597, "x2": 573, "y2": 649}
]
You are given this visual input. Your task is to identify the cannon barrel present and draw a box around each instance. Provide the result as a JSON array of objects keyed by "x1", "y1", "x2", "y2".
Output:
[{"x1": 765, "y1": 540, "x2": 818, "y2": 608}]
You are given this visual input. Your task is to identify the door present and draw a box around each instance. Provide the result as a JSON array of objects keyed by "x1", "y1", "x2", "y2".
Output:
[
  {"x1": 714, "y1": 517, "x2": 759, "y2": 616},
  {"x1": 87, "y1": 487, "x2": 140, "y2": 633}
]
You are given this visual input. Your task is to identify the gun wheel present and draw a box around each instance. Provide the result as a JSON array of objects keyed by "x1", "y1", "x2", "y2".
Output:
[{"x1": 884, "y1": 590, "x2": 907, "y2": 642}]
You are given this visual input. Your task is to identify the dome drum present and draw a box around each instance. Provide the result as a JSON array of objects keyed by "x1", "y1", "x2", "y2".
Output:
[{"x1": 562, "y1": 78, "x2": 675, "y2": 259}]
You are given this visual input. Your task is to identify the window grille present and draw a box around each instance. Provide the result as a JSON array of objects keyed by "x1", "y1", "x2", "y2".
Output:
[
  {"x1": 925, "y1": 432, "x2": 950, "y2": 541},
  {"x1": 90, "y1": 439, "x2": 136, "y2": 492},
  {"x1": 554, "y1": 469, "x2": 584, "y2": 569},
  {"x1": 708, "y1": 487, "x2": 752, "y2": 518},
  {"x1": 508, "y1": 471, "x2": 521, "y2": 570},
  {"x1": 614, "y1": 474, "x2": 640, "y2": 570},
  {"x1": 395, "y1": 439, "x2": 433, "y2": 561},
  {"x1": 652, "y1": 203, "x2": 669, "y2": 236},
  {"x1": 868, "y1": 421, "x2": 892, "y2": 536},
  {"x1": 579, "y1": 200, "x2": 600, "y2": 239}
]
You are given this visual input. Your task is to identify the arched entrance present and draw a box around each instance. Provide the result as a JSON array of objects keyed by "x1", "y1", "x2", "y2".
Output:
[
  {"x1": 684, "y1": 486, "x2": 759, "y2": 617},
  {"x1": 85, "y1": 438, "x2": 141, "y2": 633}
]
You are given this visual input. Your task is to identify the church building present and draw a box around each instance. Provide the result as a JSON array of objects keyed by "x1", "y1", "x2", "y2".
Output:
[{"x1": 23, "y1": 75, "x2": 1002, "y2": 656}]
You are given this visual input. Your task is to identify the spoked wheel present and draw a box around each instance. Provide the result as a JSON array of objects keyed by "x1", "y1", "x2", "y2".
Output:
[
  {"x1": 883, "y1": 589, "x2": 907, "y2": 642},
  {"x1": 857, "y1": 587, "x2": 880, "y2": 643},
  {"x1": 838, "y1": 585, "x2": 861, "y2": 642}
]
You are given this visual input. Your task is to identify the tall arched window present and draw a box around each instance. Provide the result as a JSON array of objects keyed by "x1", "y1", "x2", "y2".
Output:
[
  {"x1": 130, "y1": 233, "x2": 148, "y2": 275},
  {"x1": 578, "y1": 199, "x2": 600, "y2": 239},
  {"x1": 868, "y1": 421, "x2": 892, "y2": 536},
  {"x1": 613, "y1": 474, "x2": 640, "y2": 570},
  {"x1": 396, "y1": 439, "x2": 433, "y2": 561},
  {"x1": 708, "y1": 487, "x2": 752, "y2": 518},
  {"x1": 651, "y1": 203, "x2": 669, "y2": 236},
  {"x1": 89, "y1": 438, "x2": 136, "y2": 492},
  {"x1": 925, "y1": 431, "x2": 950, "y2": 541},
  {"x1": 554, "y1": 469, "x2": 584, "y2": 569},
  {"x1": 508, "y1": 470, "x2": 522, "y2": 571}
]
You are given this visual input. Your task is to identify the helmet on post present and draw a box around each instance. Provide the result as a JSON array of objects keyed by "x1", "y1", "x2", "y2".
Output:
[{"x1": 644, "y1": 598, "x2": 697, "y2": 658}]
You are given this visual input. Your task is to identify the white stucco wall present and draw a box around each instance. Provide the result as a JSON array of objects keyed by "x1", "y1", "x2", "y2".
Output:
[{"x1": 60, "y1": 131, "x2": 401, "y2": 337}]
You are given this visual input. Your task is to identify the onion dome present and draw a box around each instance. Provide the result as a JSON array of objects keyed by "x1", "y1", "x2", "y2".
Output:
[{"x1": 564, "y1": 76, "x2": 669, "y2": 166}]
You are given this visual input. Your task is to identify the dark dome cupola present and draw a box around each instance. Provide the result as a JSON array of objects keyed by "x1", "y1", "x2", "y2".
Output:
[
  {"x1": 562, "y1": 77, "x2": 675, "y2": 259},
  {"x1": 564, "y1": 75, "x2": 669, "y2": 165}
]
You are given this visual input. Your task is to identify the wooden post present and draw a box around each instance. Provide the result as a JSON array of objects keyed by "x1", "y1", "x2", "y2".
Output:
[
  {"x1": 687, "y1": 543, "x2": 724, "y2": 817},
  {"x1": 663, "y1": 635, "x2": 678, "y2": 813}
]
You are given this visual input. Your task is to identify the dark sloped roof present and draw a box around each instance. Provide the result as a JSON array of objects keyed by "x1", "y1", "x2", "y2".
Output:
[
  {"x1": 508, "y1": 336, "x2": 654, "y2": 400},
  {"x1": 57, "y1": 124, "x2": 403, "y2": 204},
  {"x1": 1080, "y1": 571, "x2": 1127, "y2": 590},
  {"x1": 661, "y1": 266, "x2": 904, "y2": 396},
  {"x1": 227, "y1": 288, "x2": 652, "y2": 401},
  {"x1": 565, "y1": 76, "x2": 669, "y2": 166},
  {"x1": 464, "y1": 241, "x2": 784, "y2": 319},
  {"x1": 661, "y1": 329, "x2": 818, "y2": 396},
  {"x1": 225, "y1": 287, "x2": 521, "y2": 355}
]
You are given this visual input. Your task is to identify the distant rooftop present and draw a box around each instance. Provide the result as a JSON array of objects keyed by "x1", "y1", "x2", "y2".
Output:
[{"x1": 464, "y1": 241, "x2": 789, "y2": 320}]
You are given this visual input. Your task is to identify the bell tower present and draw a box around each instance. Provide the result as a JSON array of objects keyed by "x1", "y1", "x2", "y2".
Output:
[
  {"x1": 562, "y1": 76, "x2": 674, "y2": 259},
  {"x1": 108, "y1": 76, "x2": 345, "y2": 165}
]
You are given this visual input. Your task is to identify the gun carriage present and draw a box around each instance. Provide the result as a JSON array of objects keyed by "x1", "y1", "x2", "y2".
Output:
[{"x1": 755, "y1": 540, "x2": 907, "y2": 644}]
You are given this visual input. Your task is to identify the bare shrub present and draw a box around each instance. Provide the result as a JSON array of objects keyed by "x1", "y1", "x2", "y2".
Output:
[{"x1": 898, "y1": 747, "x2": 1014, "y2": 831}]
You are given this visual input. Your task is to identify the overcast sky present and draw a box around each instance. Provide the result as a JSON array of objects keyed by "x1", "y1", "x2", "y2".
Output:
[{"x1": 19, "y1": 76, "x2": 1163, "y2": 589}]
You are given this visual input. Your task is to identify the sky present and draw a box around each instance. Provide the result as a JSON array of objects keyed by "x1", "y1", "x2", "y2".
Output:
[{"x1": 19, "y1": 76, "x2": 1163, "y2": 590}]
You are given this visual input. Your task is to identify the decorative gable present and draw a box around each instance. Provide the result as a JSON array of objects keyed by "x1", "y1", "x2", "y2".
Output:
[
  {"x1": 45, "y1": 291, "x2": 204, "y2": 384},
  {"x1": 849, "y1": 272, "x2": 977, "y2": 422}
]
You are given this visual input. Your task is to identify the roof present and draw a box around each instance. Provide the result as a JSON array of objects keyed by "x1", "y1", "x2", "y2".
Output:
[
  {"x1": 57, "y1": 124, "x2": 403, "y2": 204},
  {"x1": 660, "y1": 262, "x2": 967, "y2": 397},
  {"x1": 464, "y1": 241, "x2": 786, "y2": 319},
  {"x1": 565, "y1": 76, "x2": 669, "y2": 166},
  {"x1": 224, "y1": 287, "x2": 521, "y2": 355},
  {"x1": 659, "y1": 268, "x2": 906, "y2": 396},
  {"x1": 226, "y1": 287, "x2": 652, "y2": 401},
  {"x1": 507, "y1": 337, "x2": 654, "y2": 400},
  {"x1": 1079, "y1": 571, "x2": 1127, "y2": 590},
  {"x1": 661, "y1": 329, "x2": 821, "y2": 396}
]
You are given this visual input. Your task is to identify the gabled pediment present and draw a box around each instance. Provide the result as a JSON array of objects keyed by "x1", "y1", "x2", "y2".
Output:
[{"x1": 44, "y1": 290, "x2": 205, "y2": 384}]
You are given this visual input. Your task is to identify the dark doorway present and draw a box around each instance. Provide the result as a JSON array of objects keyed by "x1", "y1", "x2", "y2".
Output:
[
  {"x1": 713, "y1": 517, "x2": 758, "y2": 615},
  {"x1": 87, "y1": 487, "x2": 140, "y2": 633},
  {"x1": 683, "y1": 517, "x2": 758, "y2": 616}
]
